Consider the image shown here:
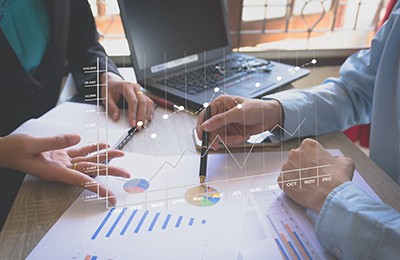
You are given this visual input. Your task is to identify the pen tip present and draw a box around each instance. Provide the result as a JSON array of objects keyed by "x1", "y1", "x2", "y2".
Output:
[{"x1": 200, "y1": 176, "x2": 205, "y2": 183}]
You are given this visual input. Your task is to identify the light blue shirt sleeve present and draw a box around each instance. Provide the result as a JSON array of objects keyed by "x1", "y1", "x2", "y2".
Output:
[
  {"x1": 315, "y1": 181, "x2": 400, "y2": 259},
  {"x1": 265, "y1": 3, "x2": 400, "y2": 181},
  {"x1": 266, "y1": 46, "x2": 377, "y2": 140},
  {"x1": 265, "y1": 3, "x2": 399, "y2": 142},
  {"x1": 262, "y1": 3, "x2": 400, "y2": 258}
]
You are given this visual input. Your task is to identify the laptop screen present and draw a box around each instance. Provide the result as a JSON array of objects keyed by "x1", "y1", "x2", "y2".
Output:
[{"x1": 118, "y1": 0, "x2": 230, "y2": 77}]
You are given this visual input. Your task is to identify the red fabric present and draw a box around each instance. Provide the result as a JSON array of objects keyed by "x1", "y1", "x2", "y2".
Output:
[
  {"x1": 344, "y1": 0, "x2": 397, "y2": 148},
  {"x1": 381, "y1": 0, "x2": 398, "y2": 26},
  {"x1": 344, "y1": 124, "x2": 371, "y2": 147}
]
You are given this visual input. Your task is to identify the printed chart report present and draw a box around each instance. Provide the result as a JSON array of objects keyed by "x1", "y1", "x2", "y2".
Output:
[
  {"x1": 27, "y1": 150, "x2": 378, "y2": 259},
  {"x1": 239, "y1": 188, "x2": 325, "y2": 259},
  {"x1": 27, "y1": 178, "x2": 247, "y2": 259}
]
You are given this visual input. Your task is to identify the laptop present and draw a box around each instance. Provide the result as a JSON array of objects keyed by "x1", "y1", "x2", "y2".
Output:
[{"x1": 118, "y1": 0, "x2": 309, "y2": 110}]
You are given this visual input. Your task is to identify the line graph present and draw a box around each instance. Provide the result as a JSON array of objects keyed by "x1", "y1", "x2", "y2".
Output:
[
  {"x1": 84, "y1": 116, "x2": 333, "y2": 209},
  {"x1": 147, "y1": 118, "x2": 306, "y2": 182},
  {"x1": 132, "y1": 58, "x2": 319, "y2": 150},
  {"x1": 156, "y1": 58, "x2": 318, "y2": 122},
  {"x1": 81, "y1": 67, "x2": 333, "y2": 208},
  {"x1": 83, "y1": 55, "x2": 324, "y2": 208}
]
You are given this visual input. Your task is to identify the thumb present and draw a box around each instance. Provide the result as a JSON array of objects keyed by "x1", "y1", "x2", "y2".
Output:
[{"x1": 31, "y1": 134, "x2": 81, "y2": 153}]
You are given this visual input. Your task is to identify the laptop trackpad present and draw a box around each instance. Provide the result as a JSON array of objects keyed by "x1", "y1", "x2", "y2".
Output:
[{"x1": 224, "y1": 77, "x2": 276, "y2": 97}]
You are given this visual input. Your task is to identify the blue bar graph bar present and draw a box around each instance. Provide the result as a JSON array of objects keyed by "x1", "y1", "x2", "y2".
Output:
[
  {"x1": 106, "y1": 208, "x2": 126, "y2": 238},
  {"x1": 90, "y1": 256, "x2": 98, "y2": 260},
  {"x1": 175, "y1": 216, "x2": 183, "y2": 228},
  {"x1": 288, "y1": 241, "x2": 301, "y2": 259},
  {"x1": 275, "y1": 239, "x2": 289, "y2": 260},
  {"x1": 148, "y1": 212, "x2": 160, "y2": 232},
  {"x1": 120, "y1": 209, "x2": 138, "y2": 236},
  {"x1": 91, "y1": 208, "x2": 115, "y2": 240},
  {"x1": 188, "y1": 218, "x2": 194, "y2": 226},
  {"x1": 134, "y1": 210, "x2": 149, "y2": 233},
  {"x1": 267, "y1": 215, "x2": 291, "y2": 257},
  {"x1": 162, "y1": 214, "x2": 171, "y2": 229},
  {"x1": 201, "y1": 219, "x2": 206, "y2": 224},
  {"x1": 293, "y1": 231, "x2": 312, "y2": 260}
]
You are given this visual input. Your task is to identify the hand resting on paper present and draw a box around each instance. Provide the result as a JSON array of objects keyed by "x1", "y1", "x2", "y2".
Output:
[
  {"x1": 278, "y1": 139, "x2": 355, "y2": 213},
  {"x1": 0, "y1": 134, "x2": 130, "y2": 205}
]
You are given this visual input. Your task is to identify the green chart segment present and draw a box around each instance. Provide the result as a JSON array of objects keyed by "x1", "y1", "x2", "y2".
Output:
[{"x1": 185, "y1": 186, "x2": 221, "y2": 207}]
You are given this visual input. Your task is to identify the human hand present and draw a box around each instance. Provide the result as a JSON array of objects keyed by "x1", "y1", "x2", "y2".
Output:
[
  {"x1": 196, "y1": 95, "x2": 282, "y2": 150},
  {"x1": 0, "y1": 134, "x2": 131, "y2": 205},
  {"x1": 278, "y1": 139, "x2": 355, "y2": 213},
  {"x1": 100, "y1": 72, "x2": 155, "y2": 127}
]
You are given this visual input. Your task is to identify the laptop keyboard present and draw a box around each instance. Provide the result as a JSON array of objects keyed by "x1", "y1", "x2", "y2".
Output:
[{"x1": 155, "y1": 56, "x2": 270, "y2": 95}]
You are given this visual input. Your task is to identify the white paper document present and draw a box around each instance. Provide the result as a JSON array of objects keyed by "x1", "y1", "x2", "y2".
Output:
[
  {"x1": 27, "y1": 149, "x2": 379, "y2": 260},
  {"x1": 12, "y1": 101, "x2": 131, "y2": 149}
]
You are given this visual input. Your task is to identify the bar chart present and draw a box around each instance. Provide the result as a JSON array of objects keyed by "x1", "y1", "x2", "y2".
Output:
[
  {"x1": 267, "y1": 215, "x2": 313, "y2": 259},
  {"x1": 91, "y1": 207, "x2": 207, "y2": 240},
  {"x1": 252, "y1": 190, "x2": 319, "y2": 260}
]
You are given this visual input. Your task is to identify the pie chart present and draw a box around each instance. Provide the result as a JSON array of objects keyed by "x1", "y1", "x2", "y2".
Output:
[
  {"x1": 185, "y1": 185, "x2": 221, "y2": 207},
  {"x1": 123, "y1": 178, "x2": 150, "y2": 193}
]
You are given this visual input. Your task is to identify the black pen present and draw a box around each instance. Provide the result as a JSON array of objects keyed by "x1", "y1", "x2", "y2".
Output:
[
  {"x1": 199, "y1": 106, "x2": 211, "y2": 183},
  {"x1": 103, "y1": 127, "x2": 136, "y2": 165},
  {"x1": 115, "y1": 126, "x2": 137, "y2": 151}
]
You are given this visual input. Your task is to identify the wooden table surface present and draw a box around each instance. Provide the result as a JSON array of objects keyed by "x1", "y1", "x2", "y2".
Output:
[{"x1": 0, "y1": 107, "x2": 399, "y2": 260}]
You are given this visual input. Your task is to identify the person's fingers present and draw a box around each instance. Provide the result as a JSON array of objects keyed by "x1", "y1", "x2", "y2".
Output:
[
  {"x1": 122, "y1": 83, "x2": 139, "y2": 126},
  {"x1": 224, "y1": 135, "x2": 247, "y2": 146},
  {"x1": 100, "y1": 79, "x2": 120, "y2": 121},
  {"x1": 28, "y1": 134, "x2": 81, "y2": 153},
  {"x1": 300, "y1": 138, "x2": 322, "y2": 151},
  {"x1": 68, "y1": 143, "x2": 109, "y2": 157},
  {"x1": 279, "y1": 161, "x2": 300, "y2": 189},
  {"x1": 336, "y1": 156, "x2": 356, "y2": 177},
  {"x1": 278, "y1": 161, "x2": 297, "y2": 190},
  {"x1": 201, "y1": 107, "x2": 243, "y2": 132},
  {"x1": 85, "y1": 181, "x2": 117, "y2": 205},
  {"x1": 71, "y1": 150, "x2": 125, "y2": 164},
  {"x1": 145, "y1": 97, "x2": 155, "y2": 123},
  {"x1": 108, "y1": 94, "x2": 121, "y2": 121},
  {"x1": 208, "y1": 131, "x2": 220, "y2": 150},
  {"x1": 135, "y1": 93, "x2": 148, "y2": 126},
  {"x1": 196, "y1": 96, "x2": 226, "y2": 140},
  {"x1": 216, "y1": 125, "x2": 247, "y2": 147},
  {"x1": 197, "y1": 95, "x2": 244, "y2": 140},
  {"x1": 285, "y1": 148, "x2": 301, "y2": 169},
  {"x1": 277, "y1": 171, "x2": 284, "y2": 190},
  {"x1": 73, "y1": 162, "x2": 130, "y2": 178},
  {"x1": 196, "y1": 109, "x2": 206, "y2": 140},
  {"x1": 206, "y1": 126, "x2": 246, "y2": 150},
  {"x1": 56, "y1": 168, "x2": 117, "y2": 205},
  {"x1": 228, "y1": 123, "x2": 245, "y2": 137},
  {"x1": 335, "y1": 155, "x2": 353, "y2": 165}
]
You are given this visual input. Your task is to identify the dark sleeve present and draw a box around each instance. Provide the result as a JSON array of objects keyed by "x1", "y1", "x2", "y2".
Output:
[{"x1": 67, "y1": 1, "x2": 121, "y2": 92}]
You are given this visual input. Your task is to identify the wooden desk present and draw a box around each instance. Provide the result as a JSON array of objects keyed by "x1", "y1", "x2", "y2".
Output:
[{"x1": 0, "y1": 107, "x2": 399, "y2": 259}]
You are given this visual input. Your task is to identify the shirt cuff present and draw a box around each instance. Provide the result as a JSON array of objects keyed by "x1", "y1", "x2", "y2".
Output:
[
  {"x1": 315, "y1": 181, "x2": 382, "y2": 259},
  {"x1": 264, "y1": 90, "x2": 312, "y2": 141}
]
